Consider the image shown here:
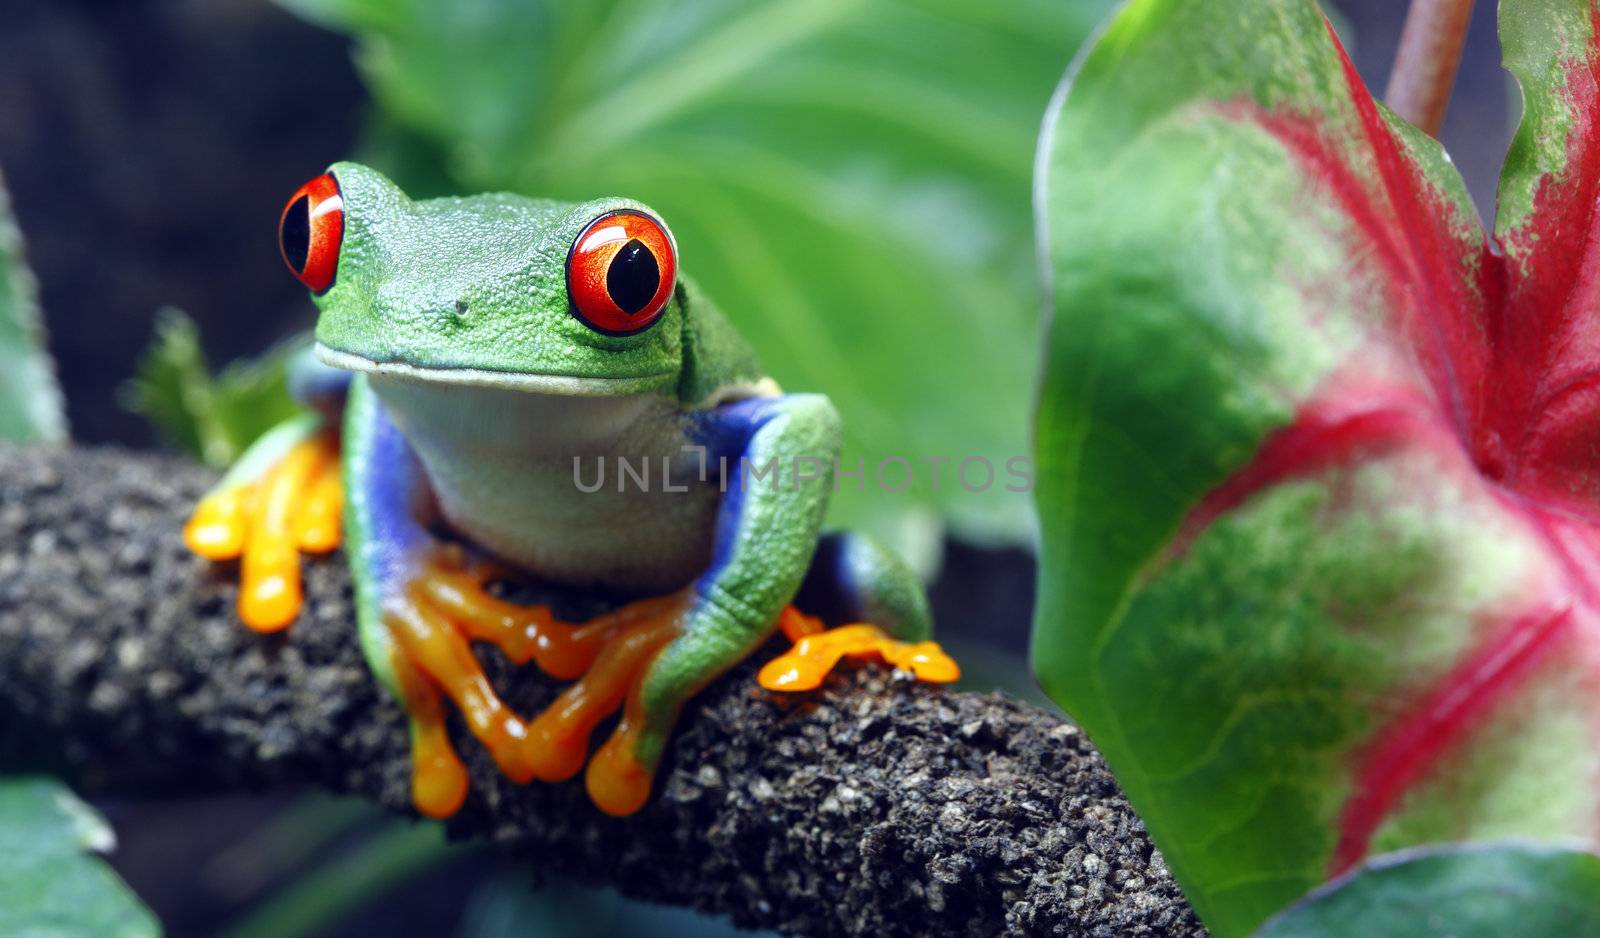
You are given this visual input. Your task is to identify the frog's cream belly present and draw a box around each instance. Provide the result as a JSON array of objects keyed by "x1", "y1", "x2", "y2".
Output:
[{"x1": 371, "y1": 375, "x2": 721, "y2": 594}]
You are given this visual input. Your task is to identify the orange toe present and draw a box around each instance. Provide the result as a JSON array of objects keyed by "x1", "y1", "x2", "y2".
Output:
[
  {"x1": 239, "y1": 552, "x2": 302, "y2": 632},
  {"x1": 294, "y1": 459, "x2": 343, "y2": 553},
  {"x1": 185, "y1": 489, "x2": 248, "y2": 560},
  {"x1": 758, "y1": 618, "x2": 960, "y2": 692},
  {"x1": 881, "y1": 640, "x2": 962, "y2": 683},
  {"x1": 391, "y1": 644, "x2": 470, "y2": 819},
  {"x1": 587, "y1": 704, "x2": 653, "y2": 818},
  {"x1": 524, "y1": 597, "x2": 684, "y2": 782}
]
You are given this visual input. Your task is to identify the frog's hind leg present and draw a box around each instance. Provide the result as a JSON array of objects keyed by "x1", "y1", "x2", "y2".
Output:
[
  {"x1": 342, "y1": 376, "x2": 542, "y2": 817},
  {"x1": 184, "y1": 346, "x2": 351, "y2": 631},
  {"x1": 340, "y1": 376, "x2": 684, "y2": 817},
  {"x1": 400, "y1": 557, "x2": 762, "y2": 818},
  {"x1": 797, "y1": 532, "x2": 934, "y2": 640},
  {"x1": 757, "y1": 531, "x2": 959, "y2": 692}
]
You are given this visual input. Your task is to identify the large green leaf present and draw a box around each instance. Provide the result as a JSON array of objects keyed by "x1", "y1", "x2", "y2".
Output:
[
  {"x1": 0, "y1": 776, "x2": 159, "y2": 938},
  {"x1": 1036, "y1": 0, "x2": 1600, "y2": 934},
  {"x1": 274, "y1": 0, "x2": 1111, "y2": 550},
  {"x1": 1253, "y1": 843, "x2": 1600, "y2": 937},
  {"x1": 0, "y1": 168, "x2": 66, "y2": 442}
]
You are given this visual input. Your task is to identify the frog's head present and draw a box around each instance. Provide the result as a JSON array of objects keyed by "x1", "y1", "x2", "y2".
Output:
[{"x1": 278, "y1": 161, "x2": 682, "y2": 394}]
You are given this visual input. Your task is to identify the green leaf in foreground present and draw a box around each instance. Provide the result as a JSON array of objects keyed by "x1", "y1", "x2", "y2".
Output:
[
  {"x1": 1036, "y1": 0, "x2": 1600, "y2": 934},
  {"x1": 123, "y1": 309, "x2": 303, "y2": 468},
  {"x1": 273, "y1": 0, "x2": 1113, "y2": 550},
  {"x1": 0, "y1": 776, "x2": 159, "y2": 938},
  {"x1": 0, "y1": 168, "x2": 66, "y2": 442},
  {"x1": 1253, "y1": 843, "x2": 1600, "y2": 938}
]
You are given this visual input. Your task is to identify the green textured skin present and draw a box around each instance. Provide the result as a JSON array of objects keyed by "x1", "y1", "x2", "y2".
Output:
[
  {"x1": 227, "y1": 161, "x2": 931, "y2": 783},
  {"x1": 1033, "y1": 1, "x2": 1600, "y2": 936},
  {"x1": 634, "y1": 392, "x2": 844, "y2": 768},
  {"x1": 315, "y1": 162, "x2": 764, "y2": 401}
]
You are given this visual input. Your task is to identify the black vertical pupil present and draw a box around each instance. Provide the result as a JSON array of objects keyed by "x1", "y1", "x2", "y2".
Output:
[
  {"x1": 281, "y1": 195, "x2": 311, "y2": 272},
  {"x1": 606, "y1": 239, "x2": 660, "y2": 315}
]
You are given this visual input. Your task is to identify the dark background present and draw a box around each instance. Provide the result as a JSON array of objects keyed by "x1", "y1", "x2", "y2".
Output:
[{"x1": 0, "y1": 1, "x2": 1516, "y2": 934}]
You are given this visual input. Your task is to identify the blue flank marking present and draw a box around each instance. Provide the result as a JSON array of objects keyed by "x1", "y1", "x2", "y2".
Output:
[
  {"x1": 359, "y1": 399, "x2": 433, "y2": 591},
  {"x1": 824, "y1": 533, "x2": 862, "y2": 608},
  {"x1": 687, "y1": 396, "x2": 789, "y2": 457},
  {"x1": 688, "y1": 396, "x2": 793, "y2": 592}
]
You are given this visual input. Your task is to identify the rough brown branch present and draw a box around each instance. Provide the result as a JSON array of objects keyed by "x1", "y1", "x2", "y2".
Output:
[
  {"x1": 1384, "y1": 0, "x2": 1476, "y2": 137},
  {"x1": 0, "y1": 444, "x2": 1203, "y2": 937}
]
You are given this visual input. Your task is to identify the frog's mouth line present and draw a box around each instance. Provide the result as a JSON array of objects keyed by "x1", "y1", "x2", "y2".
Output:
[{"x1": 314, "y1": 344, "x2": 677, "y2": 397}]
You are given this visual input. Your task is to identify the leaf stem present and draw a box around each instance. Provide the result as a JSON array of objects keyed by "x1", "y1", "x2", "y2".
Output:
[{"x1": 1384, "y1": 0, "x2": 1476, "y2": 137}]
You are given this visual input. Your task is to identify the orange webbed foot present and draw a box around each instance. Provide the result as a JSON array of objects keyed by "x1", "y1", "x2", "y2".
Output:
[
  {"x1": 185, "y1": 429, "x2": 342, "y2": 632},
  {"x1": 379, "y1": 550, "x2": 690, "y2": 817},
  {"x1": 533, "y1": 594, "x2": 688, "y2": 816},
  {"x1": 758, "y1": 607, "x2": 960, "y2": 692}
]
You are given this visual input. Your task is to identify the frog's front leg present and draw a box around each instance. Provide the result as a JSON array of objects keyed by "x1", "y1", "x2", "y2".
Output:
[
  {"x1": 565, "y1": 395, "x2": 836, "y2": 814},
  {"x1": 184, "y1": 348, "x2": 349, "y2": 630},
  {"x1": 578, "y1": 395, "x2": 957, "y2": 815}
]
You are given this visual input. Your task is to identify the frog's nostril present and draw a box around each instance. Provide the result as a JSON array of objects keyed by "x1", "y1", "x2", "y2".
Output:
[{"x1": 454, "y1": 300, "x2": 470, "y2": 319}]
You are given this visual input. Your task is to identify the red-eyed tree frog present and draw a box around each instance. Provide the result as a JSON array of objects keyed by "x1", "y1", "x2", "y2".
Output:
[{"x1": 184, "y1": 163, "x2": 958, "y2": 818}]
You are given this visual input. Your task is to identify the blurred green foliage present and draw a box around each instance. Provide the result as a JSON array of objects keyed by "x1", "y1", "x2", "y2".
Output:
[
  {"x1": 458, "y1": 872, "x2": 759, "y2": 938},
  {"x1": 0, "y1": 168, "x2": 66, "y2": 442},
  {"x1": 274, "y1": 0, "x2": 1112, "y2": 555},
  {"x1": 212, "y1": 794, "x2": 769, "y2": 938},
  {"x1": 222, "y1": 813, "x2": 461, "y2": 938},
  {"x1": 0, "y1": 776, "x2": 158, "y2": 937},
  {"x1": 123, "y1": 309, "x2": 305, "y2": 469}
]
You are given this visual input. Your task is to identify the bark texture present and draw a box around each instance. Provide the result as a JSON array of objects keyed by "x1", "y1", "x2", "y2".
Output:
[{"x1": 0, "y1": 444, "x2": 1204, "y2": 937}]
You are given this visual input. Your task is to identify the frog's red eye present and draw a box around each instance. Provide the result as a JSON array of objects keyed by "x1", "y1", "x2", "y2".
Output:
[
  {"x1": 279, "y1": 173, "x2": 343, "y2": 294},
  {"x1": 566, "y1": 209, "x2": 677, "y2": 336}
]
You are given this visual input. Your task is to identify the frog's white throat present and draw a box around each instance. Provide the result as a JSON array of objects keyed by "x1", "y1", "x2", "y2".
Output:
[{"x1": 365, "y1": 368, "x2": 721, "y2": 594}]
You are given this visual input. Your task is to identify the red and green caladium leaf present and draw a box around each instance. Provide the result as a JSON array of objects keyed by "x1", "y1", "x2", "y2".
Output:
[{"x1": 1034, "y1": 0, "x2": 1600, "y2": 934}]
